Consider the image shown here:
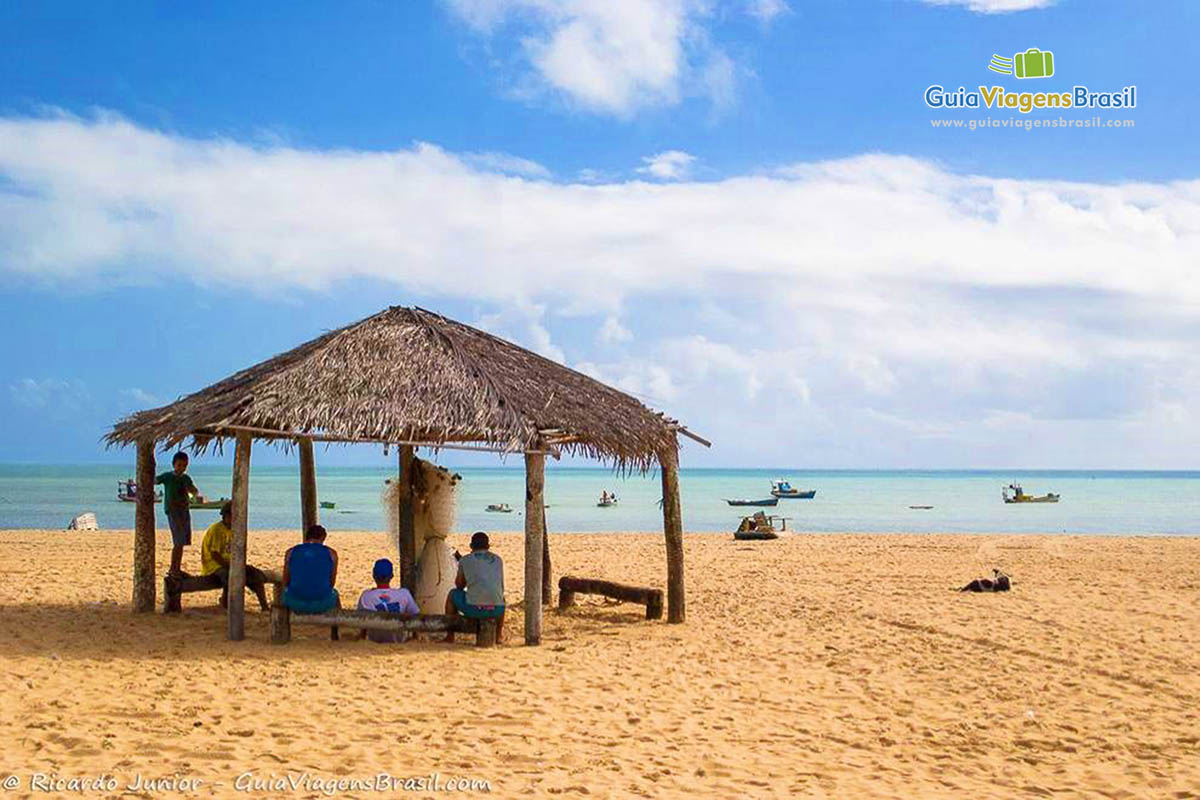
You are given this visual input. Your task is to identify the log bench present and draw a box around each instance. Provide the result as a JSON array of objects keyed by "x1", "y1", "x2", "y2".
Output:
[
  {"x1": 558, "y1": 576, "x2": 664, "y2": 620},
  {"x1": 162, "y1": 569, "x2": 283, "y2": 613},
  {"x1": 269, "y1": 606, "x2": 498, "y2": 647}
]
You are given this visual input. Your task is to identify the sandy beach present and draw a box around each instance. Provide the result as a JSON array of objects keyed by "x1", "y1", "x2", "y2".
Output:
[{"x1": 0, "y1": 529, "x2": 1197, "y2": 798}]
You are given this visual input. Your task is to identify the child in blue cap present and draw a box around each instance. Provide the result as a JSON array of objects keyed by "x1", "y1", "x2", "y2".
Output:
[{"x1": 356, "y1": 558, "x2": 419, "y2": 643}]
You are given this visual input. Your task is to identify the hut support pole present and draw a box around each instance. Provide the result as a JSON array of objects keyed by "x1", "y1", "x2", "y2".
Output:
[
  {"x1": 227, "y1": 432, "x2": 252, "y2": 641},
  {"x1": 541, "y1": 505, "x2": 552, "y2": 606},
  {"x1": 132, "y1": 439, "x2": 156, "y2": 612},
  {"x1": 298, "y1": 437, "x2": 318, "y2": 536},
  {"x1": 660, "y1": 443, "x2": 686, "y2": 624},
  {"x1": 524, "y1": 452, "x2": 545, "y2": 645},
  {"x1": 398, "y1": 445, "x2": 416, "y2": 591}
]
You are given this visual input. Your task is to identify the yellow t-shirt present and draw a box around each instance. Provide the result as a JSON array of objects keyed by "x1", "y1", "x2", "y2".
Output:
[{"x1": 200, "y1": 520, "x2": 232, "y2": 576}]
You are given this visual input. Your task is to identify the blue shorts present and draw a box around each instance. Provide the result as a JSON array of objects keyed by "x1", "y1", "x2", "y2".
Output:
[
  {"x1": 450, "y1": 588, "x2": 505, "y2": 620},
  {"x1": 283, "y1": 587, "x2": 340, "y2": 614},
  {"x1": 166, "y1": 507, "x2": 192, "y2": 547}
]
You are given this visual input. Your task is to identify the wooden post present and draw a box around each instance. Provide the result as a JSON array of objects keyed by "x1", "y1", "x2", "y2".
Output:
[
  {"x1": 659, "y1": 442, "x2": 686, "y2": 624},
  {"x1": 476, "y1": 618, "x2": 498, "y2": 648},
  {"x1": 132, "y1": 440, "x2": 156, "y2": 613},
  {"x1": 227, "y1": 432, "x2": 252, "y2": 641},
  {"x1": 398, "y1": 445, "x2": 416, "y2": 591},
  {"x1": 524, "y1": 452, "x2": 545, "y2": 645},
  {"x1": 298, "y1": 436, "x2": 318, "y2": 536},
  {"x1": 270, "y1": 603, "x2": 291, "y2": 645},
  {"x1": 541, "y1": 505, "x2": 552, "y2": 606}
]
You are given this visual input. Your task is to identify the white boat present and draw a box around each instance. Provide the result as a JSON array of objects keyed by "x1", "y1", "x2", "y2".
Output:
[{"x1": 486, "y1": 503, "x2": 513, "y2": 513}]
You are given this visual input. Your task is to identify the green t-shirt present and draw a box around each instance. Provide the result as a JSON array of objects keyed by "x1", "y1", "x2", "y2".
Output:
[{"x1": 155, "y1": 471, "x2": 195, "y2": 513}]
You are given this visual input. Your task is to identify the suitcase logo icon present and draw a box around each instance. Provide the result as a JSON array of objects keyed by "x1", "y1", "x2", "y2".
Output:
[{"x1": 988, "y1": 48, "x2": 1055, "y2": 79}]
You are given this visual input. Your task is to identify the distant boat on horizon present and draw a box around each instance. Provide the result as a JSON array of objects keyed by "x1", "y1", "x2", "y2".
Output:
[
  {"x1": 1002, "y1": 484, "x2": 1059, "y2": 504},
  {"x1": 770, "y1": 479, "x2": 816, "y2": 499}
]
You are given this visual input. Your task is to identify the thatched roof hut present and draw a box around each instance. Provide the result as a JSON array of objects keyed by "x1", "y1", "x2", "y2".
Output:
[
  {"x1": 107, "y1": 306, "x2": 695, "y2": 472},
  {"x1": 110, "y1": 306, "x2": 705, "y2": 646}
]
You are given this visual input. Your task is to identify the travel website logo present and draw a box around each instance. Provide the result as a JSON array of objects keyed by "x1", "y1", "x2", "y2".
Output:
[
  {"x1": 925, "y1": 47, "x2": 1136, "y2": 114},
  {"x1": 989, "y1": 48, "x2": 1054, "y2": 79}
]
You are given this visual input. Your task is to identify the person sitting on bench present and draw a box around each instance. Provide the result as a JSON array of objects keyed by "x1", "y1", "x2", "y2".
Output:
[
  {"x1": 200, "y1": 501, "x2": 271, "y2": 610},
  {"x1": 356, "y1": 558, "x2": 419, "y2": 643},
  {"x1": 282, "y1": 525, "x2": 340, "y2": 614},
  {"x1": 444, "y1": 531, "x2": 505, "y2": 644}
]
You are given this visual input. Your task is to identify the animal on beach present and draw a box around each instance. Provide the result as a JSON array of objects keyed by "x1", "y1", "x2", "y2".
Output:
[{"x1": 959, "y1": 569, "x2": 1012, "y2": 592}]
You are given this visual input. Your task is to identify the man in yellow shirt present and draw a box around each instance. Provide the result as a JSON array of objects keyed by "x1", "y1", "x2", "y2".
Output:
[{"x1": 201, "y1": 502, "x2": 271, "y2": 610}]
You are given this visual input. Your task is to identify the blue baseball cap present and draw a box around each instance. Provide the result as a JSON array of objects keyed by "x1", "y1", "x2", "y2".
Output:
[{"x1": 372, "y1": 558, "x2": 394, "y2": 581}]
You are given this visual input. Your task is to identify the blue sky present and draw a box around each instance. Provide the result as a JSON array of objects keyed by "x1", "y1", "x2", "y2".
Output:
[{"x1": 2, "y1": 0, "x2": 1198, "y2": 469}]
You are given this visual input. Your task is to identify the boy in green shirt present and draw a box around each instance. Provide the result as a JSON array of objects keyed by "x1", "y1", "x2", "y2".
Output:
[{"x1": 155, "y1": 451, "x2": 203, "y2": 576}]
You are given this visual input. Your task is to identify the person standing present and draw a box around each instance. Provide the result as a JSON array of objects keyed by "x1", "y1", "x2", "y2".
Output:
[{"x1": 155, "y1": 451, "x2": 202, "y2": 576}]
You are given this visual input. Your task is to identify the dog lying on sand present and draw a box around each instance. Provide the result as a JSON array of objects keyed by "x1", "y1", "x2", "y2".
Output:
[{"x1": 960, "y1": 569, "x2": 1011, "y2": 592}]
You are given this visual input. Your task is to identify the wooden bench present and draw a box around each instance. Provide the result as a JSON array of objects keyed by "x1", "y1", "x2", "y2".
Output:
[
  {"x1": 269, "y1": 606, "x2": 499, "y2": 647},
  {"x1": 162, "y1": 569, "x2": 283, "y2": 613},
  {"x1": 558, "y1": 576, "x2": 664, "y2": 620}
]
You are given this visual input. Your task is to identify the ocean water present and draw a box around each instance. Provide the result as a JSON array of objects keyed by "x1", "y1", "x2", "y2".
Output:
[{"x1": 1, "y1": 465, "x2": 1198, "y2": 535}]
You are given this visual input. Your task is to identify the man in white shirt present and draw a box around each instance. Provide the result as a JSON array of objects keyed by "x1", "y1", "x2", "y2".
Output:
[{"x1": 356, "y1": 559, "x2": 419, "y2": 643}]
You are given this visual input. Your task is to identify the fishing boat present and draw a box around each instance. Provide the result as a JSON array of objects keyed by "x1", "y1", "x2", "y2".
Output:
[
  {"x1": 486, "y1": 503, "x2": 513, "y2": 513},
  {"x1": 597, "y1": 492, "x2": 618, "y2": 507},
  {"x1": 726, "y1": 497, "x2": 779, "y2": 507},
  {"x1": 770, "y1": 480, "x2": 816, "y2": 499},
  {"x1": 116, "y1": 480, "x2": 161, "y2": 503},
  {"x1": 734, "y1": 511, "x2": 778, "y2": 540},
  {"x1": 320, "y1": 501, "x2": 336, "y2": 510},
  {"x1": 189, "y1": 496, "x2": 228, "y2": 510},
  {"x1": 909, "y1": 505, "x2": 934, "y2": 510},
  {"x1": 1002, "y1": 484, "x2": 1059, "y2": 504}
]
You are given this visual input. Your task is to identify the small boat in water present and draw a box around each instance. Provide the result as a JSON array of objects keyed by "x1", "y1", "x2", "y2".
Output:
[
  {"x1": 597, "y1": 491, "x2": 618, "y2": 507},
  {"x1": 320, "y1": 501, "x2": 336, "y2": 510},
  {"x1": 734, "y1": 511, "x2": 778, "y2": 540},
  {"x1": 117, "y1": 479, "x2": 161, "y2": 503},
  {"x1": 770, "y1": 480, "x2": 816, "y2": 499},
  {"x1": 486, "y1": 503, "x2": 513, "y2": 513},
  {"x1": 726, "y1": 497, "x2": 779, "y2": 507},
  {"x1": 1002, "y1": 484, "x2": 1059, "y2": 504},
  {"x1": 187, "y1": 496, "x2": 226, "y2": 510},
  {"x1": 909, "y1": 505, "x2": 934, "y2": 510}
]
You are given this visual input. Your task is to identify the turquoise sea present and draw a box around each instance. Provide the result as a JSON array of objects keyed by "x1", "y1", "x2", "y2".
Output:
[{"x1": 0, "y1": 465, "x2": 1198, "y2": 535}]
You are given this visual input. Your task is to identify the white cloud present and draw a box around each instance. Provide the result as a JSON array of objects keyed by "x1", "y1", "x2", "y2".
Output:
[
  {"x1": 597, "y1": 315, "x2": 633, "y2": 344},
  {"x1": 444, "y1": 0, "x2": 742, "y2": 116},
  {"x1": 4, "y1": 112, "x2": 1200, "y2": 466},
  {"x1": 8, "y1": 378, "x2": 87, "y2": 410},
  {"x1": 459, "y1": 148, "x2": 552, "y2": 178},
  {"x1": 637, "y1": 150, "x2": 696, "y2": 181},
  {"x1": 747, "y1": 0, "x2": 789, "y2": 22},
  {"x1": 121, "y1": 387, "x2": 161, "y2": 407},
  {"x1": 920, "y1": 0, "x2": 1054, "y2": 13}
]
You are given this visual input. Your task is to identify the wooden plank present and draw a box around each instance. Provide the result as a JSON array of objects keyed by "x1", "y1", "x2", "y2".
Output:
[
  {"x1": 298, "y1": 436, "x2": 318, "y2": 535},
  {"x1": 132, "y1": 439, "x2": 156, "y2": 613},
  {"x1": 524, "y1": 452, "x2": 545, "y2": 645},
  {"x1": 277, "y1": 609, "x2": 496, "y2": 647},
  {"x1": 227, "y1": 432, "x2": 252, "y2": 641},
  {"x1": 659, "y1": 441, "x2": 686, "y2": 624},
  {"x1": 398, "y1": 445, "x2": 416, "y2": 591},
  {"x1": 557, "y1": 576, "x2": 664, "y2": 620}
]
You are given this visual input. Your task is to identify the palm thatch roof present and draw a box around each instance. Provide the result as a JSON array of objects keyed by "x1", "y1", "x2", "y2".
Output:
[{"x1": 107, "y1": 306, "x2": 705, "y2": 471}]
